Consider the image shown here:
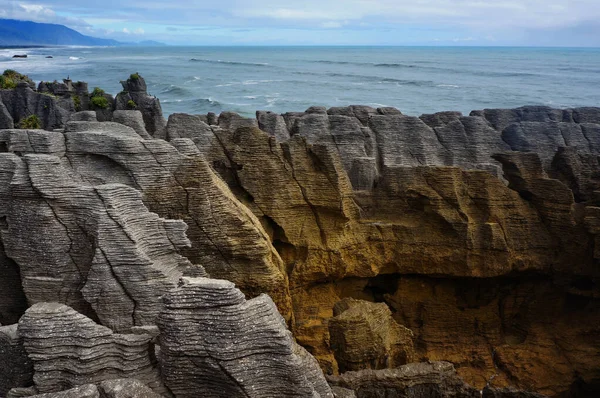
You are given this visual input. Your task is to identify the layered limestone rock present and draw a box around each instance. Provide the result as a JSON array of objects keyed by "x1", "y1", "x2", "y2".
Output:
[
  {"x1": 157, "y1": 277, "x2": 333, "y2": 398},
  {"x1": 0, "y1": 141, "x2": 203, "y2": 331},
  {"x1": 115, "y1": 74, "x2": 166, "y2": 138},
  {"x1": 161, "y1": 105, "x2": 600, "y2": 395},
  {"x1": 1, "y1": 97, "x2": 600, "y2": 397},
  {"x1": 327, "y1": 361, "x2": 480, "y2": 397},
  {"x1": 18, "y1": 303, "x2": 164, "y2": 394},
  {"x1": 0, "y1": 325, "x2": 33, "y2": 396},
  {"x1": 328, "y1": 298, "x2": 415, "y2": 373}
]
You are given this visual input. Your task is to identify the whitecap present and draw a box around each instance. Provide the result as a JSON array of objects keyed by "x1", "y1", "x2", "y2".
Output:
[
  {"x1": 69, "y1": 57, "x2": 81, "y2": 60},
  {"x1": 437, "y1": 84, "x2": 460, "y2": 88}
]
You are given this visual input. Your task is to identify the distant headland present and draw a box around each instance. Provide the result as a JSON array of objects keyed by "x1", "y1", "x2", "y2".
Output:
[{"x1": 0, "y1": 18, "x2": 165, "y2": 47}]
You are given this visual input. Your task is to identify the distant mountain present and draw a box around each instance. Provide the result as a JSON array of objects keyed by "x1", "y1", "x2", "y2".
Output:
[{"x1": 0, "y1": 19, "x2": 164, "y2": 47}]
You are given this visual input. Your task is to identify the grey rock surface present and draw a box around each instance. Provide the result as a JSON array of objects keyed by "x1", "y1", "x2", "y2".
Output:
[
  {"x1": 99, "y1": 378, "x2": 164, "y2": 398},
  {"x1": 327, "y1": 361, "x2": 480, "y2": 397},
  {"x1": 158, "y1": 277, "x2": 333, "y2": 398},
  {"x1": 0, "y1": 325, "x2": 33, "y2": 396},
  {"x1": 111, "y1": 111, "x2": 151, "y2": 139},
  {"x1": 25, "y1": 385, "x2": 99, "y2": 398},
  {"x1": 116, "y1": 75, "x2": 166, "y2": 139},
  {"x1": 18, "y1": 303, "x2": 163, "y2": 394}
]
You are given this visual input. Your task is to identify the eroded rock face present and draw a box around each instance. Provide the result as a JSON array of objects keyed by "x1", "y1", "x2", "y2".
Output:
[
  {"x1": 163, "y1": 105, "x2": 600, "y2": 394},
  {"x1": 157, "y1": 277, "x2": 333, "y2": 398},
  {"x1": 327, "y1": 361, "x2": 480, "y2": 397},
  {"x1": 0, "y1": 325, "x2": 33, "y2": 396},
  {"x1": 1, "y1": 100, "x2": 600, "y2": 397},
  {"x1": 18, "y1": 303, "x2": 163, "y2": 394},
  {"x1": 328, "y1": 298, "x2": 415, "y2": 373},
  {"x1": 115, "y1": 75, "x2": 166, "y2": 139}
]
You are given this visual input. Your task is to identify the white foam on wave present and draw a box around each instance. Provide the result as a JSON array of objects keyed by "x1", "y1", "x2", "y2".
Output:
[
  {"x1": 69, "y1": 56, "x2": 82, "y2": 60},
  {"x1": 437, "y1": 84, "x2": 460, "y2": 88}
]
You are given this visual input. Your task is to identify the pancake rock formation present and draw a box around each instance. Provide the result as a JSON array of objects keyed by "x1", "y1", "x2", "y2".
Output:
[{"x1": 0, "y1": 72, "x2": 599, "y2": 397}]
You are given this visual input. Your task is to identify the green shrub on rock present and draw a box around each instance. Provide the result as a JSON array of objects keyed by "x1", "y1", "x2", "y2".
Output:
[
  {"x1": 130, "y1": 73, "x2": 140, "y2": 80},
  {"x1": 90, "y1": 96, "x2": 109, "y2": 109},
  {"x1": 2, "y1": 70, "x2": 33, "y2": 87},
  {"x1": 91, "y1": 87, "x2": 105, "y2": 97},
  {"x1": 90, "y1": 87, "x2": 110, "y2": 109},
  {"x1": 18, "y1": 115, "x2": 41, "y2": 129},
  {"x1": 126, "y1": 100, "x2": 137, "y2": 109},
  {"x1": 73, "y1": 95, "x2": 82, "y2": 111},
  {"x1": 0, "y1": 75, "x2": 16, "y2": 89}
]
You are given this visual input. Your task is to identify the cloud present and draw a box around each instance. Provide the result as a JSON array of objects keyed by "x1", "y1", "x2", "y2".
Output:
[
  {"x1": 0, "y1": 1, "x2": 90, "y2": 28},
  {"x1": 0, "y1": 0, "x2": 599, "y2": 45}
]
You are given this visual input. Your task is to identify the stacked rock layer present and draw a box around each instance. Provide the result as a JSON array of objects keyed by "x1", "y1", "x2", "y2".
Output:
[{"x1": 0, "y1": 74, "x2": 599, "y2": 397}]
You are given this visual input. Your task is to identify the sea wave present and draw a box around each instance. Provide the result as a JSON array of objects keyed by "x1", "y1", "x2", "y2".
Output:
[
  {"x1": 69, "y1": 56, "x2": 82, "y2": 60},
  {"x1": 160, "y1": 85, "x2": 190, "y2": 96},
  {"x1": 216, "y1": 79, "x2": 282, "y2": 87},
  {"x1": 190, "y1": 58, "x2": 270, "y2": 67}
]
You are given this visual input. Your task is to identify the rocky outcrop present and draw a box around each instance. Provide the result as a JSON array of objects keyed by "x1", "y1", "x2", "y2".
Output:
[
  {"x1": 162, "y1": 105, "x2": 600, "y2": 394},
  {"x1": 157, "y1": 277, "x2": 333, "y2": 398},
  {"x1": 327, "y1": 361, "x2": 480, "y2": 397},
  {"x1": 328, "y1": 299, "x2": 415, "y2": 373},
  {"x1": 115, "y1": 74, "x2": 166, "y2": 139},
  {"x1": 18, "y1": 303, "x2": 164, "y2": 394},
  {"x1": 1, "y1": 85, "x2": 600, "y2": 398},
  {"x1": 0, "y1": 325, "x2": 33, "y2": 396}
]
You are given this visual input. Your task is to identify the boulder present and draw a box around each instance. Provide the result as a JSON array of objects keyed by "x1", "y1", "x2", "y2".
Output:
[
  {"x1": 329, "y1": 298, "x2": 415, "y2": 372},
  {"x1": 18, "y1": 303, "x2": 164, "y2": 394},
  {"x1": 158, "y1": 277, "x2": 333, "y2": 398}
]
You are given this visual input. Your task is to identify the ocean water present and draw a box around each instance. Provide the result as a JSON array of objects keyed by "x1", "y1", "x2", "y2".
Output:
[{"x1": 1, "y1": 46, "x2": 599, "y2": 118}]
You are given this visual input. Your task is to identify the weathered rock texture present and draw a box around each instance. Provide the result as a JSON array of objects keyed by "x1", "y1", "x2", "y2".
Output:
[
  {"x1": 158, "y1": 277, "x2": 333, "y2": 398},
  {"x1": 115, "y1": 75, "x2": 166, "y2": 138},
  {"x1": 327, "y1": 361, "x2": 480, "y2": 397},
  {"x1": 162, "y1": 105, "x2": 600, "y2": 396},
  {"x1": 0, "y1": 325, "x2": 33, "y2": 396},
  {"x1": 18, "y1": 303, "x2": 164, "y2": 394},
  {"x1": 329, "y1": 298, "x2": 415, "y2": 373},
  {"x1": 0, "y1": 82, "x2": 599, "y2": 398}
]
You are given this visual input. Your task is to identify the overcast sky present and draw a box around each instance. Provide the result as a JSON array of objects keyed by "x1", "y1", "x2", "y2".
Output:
[{"x1": 1, "y1": 0, "x2": 599, "y2": 46}]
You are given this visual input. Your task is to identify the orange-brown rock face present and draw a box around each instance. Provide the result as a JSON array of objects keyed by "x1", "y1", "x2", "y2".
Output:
[{"x1": 163, "y1": 105, "x2": 600, "y2": 396}]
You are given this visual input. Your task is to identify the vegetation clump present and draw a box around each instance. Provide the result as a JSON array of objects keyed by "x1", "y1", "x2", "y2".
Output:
[
  {"x1": 18, "y1": 115, "x2": 41, "y2": 129},
  {"x1": 126, "y1": 100, "x2": 137, "y2": 109},
  {"x1": 90, "y1": 87, "x2": 109, "y2": 109},
  {"x1": 129, "y1": 72, "x2": 140, "y2": 80},
  {"x1": 73, "y1": 94, "x2": 82, "y2": 111},
  {"x1": 0, "y1": 75, "x2": 16, "y2": 89},
  {"x1": 1, "y1": 70, "x2": 33, "y2": 89}
]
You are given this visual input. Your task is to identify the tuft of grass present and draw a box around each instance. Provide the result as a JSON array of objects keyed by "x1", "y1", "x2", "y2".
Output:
[
  {"x1": 0, "y1": 75, "x2": 16, "y2": 89},
  {"x1": 126, "y1": 100, "x2": 137, "y2": 109},
  {"x1": 2, "y1": 70, "x2": 33, "y2": 86},
  {"x1": 19, "y1": 115, "x2": 41, "y2": 129},
  {"x1": 129, "y1": 72, "x2": 140, "y2": 80},
  {"x1": 90, "y1": 96, "x2": 109, "y2": 109},
  {"x1": 73, "y1": 95, "x2": 82, "y2": 111},
  {"x1": 91, "y1": 87, "x2": 105, "y2": 97}
]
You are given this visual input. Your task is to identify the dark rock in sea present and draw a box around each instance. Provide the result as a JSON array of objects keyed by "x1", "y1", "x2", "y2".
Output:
[
  {"x1": 45, "y1": 56, "x2": 53, "y2": 59},
  {"x1": 12, "y1": 55, "x2": 27, "y2": 58}
]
